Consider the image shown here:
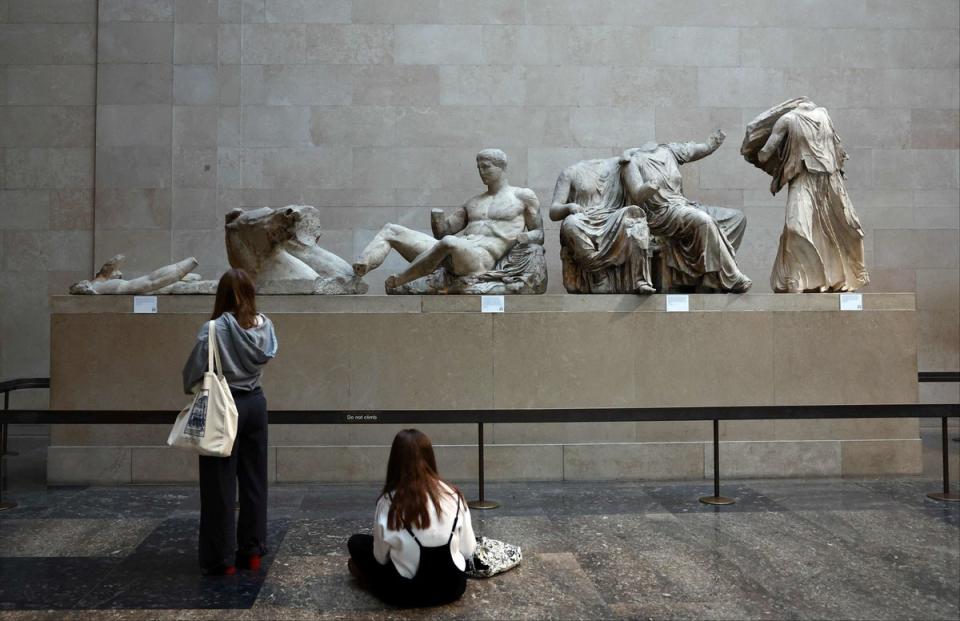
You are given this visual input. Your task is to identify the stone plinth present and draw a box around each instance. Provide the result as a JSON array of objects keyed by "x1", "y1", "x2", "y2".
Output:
[{"x1": 48, "y1": 294, "x2": 919, "y2": 484}]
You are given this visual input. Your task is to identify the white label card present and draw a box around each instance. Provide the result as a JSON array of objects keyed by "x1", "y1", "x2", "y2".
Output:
[
  {"x1": 481, "y1": 295, "x2": 505, "y2": 313},
  {"x1": 133, "y1": 296, "x2": 158, "y2": 314},
  {"x1": 666, "y1": 294, "x2": 689, "y2": 312},
  {"x1": 840, "y1": 293, "x2": 863, "y2": 311}
]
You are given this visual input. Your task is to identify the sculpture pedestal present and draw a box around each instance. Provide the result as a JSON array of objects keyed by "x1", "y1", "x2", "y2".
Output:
[{"x1": 48, "y1": 294, "x2": 919, "y2": 484}]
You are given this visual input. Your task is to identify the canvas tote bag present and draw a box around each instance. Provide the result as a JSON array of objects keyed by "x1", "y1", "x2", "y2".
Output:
[{"x1": 167, "y1": 320, "x2": 239, "y2": 457}]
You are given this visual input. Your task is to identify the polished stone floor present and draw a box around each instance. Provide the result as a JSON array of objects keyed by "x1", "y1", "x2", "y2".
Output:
[{"x1": 0, "y1": 476, "x2": 957, "y2": 620}]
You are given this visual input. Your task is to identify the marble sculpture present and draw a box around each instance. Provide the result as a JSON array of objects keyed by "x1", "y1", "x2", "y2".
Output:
[
  {"x1": 549, "y1": 155, "x2": 656, "y2": 293},
  {"x1": 225, "y1": 205, "x2": 367, "y2": 294},
  {"x1": 353, "y1": 149, "x2": 547, "y2": 294},
  {"x1": 620, "y1": 132, "x2": 752, "y2": 293},
  {"x1": 69, "y1": 254, "x2": 203, "y2": 295},
  {"x1": 70, "y1": 205, "x2": 366, "y2": 295},
  {"x1": 742, "y1": 98, "x2": 869, "y2": 293},
  {"x1": 553, "y1": 132, "x2": 751, "y2": 293}
]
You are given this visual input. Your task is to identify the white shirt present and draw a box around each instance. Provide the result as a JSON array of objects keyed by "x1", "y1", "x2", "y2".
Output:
[{"x1": 373, "y1": 484, "x2": 476, "y2": 579}]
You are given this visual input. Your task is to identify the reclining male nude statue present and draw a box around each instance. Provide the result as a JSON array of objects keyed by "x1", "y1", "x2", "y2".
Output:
[
  {"x1": 551, "y1": 131, "x2": 750, "y2": 293},
  {"x1": 353, "y1": 149, "x2": 547, "y2": 294}
]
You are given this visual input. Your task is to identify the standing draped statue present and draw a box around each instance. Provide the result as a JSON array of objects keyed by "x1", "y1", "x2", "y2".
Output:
[{"x1": 742, "y1": 98, "x2": 869, "y2": 293}]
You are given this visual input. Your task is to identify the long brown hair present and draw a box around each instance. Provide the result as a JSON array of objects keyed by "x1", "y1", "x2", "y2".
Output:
[
  {"x1": 212, "y1": 268, "x2": 258, "y2": 329},
  {"x1": 381, "y1": 429, "x2": 461, "y2": 530}
]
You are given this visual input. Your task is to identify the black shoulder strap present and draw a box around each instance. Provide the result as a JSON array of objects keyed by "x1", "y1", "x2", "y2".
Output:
[
  {"x1": 446, "y1": 498, "x2": 461, "y2": 545},
  {"x1": 405, "y1": 525, "x2": 421, "y2": 546}
]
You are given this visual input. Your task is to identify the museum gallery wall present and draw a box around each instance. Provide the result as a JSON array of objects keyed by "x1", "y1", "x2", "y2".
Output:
[{"x1": 0, "y1": 1, "x2": 957, "y2": 404}]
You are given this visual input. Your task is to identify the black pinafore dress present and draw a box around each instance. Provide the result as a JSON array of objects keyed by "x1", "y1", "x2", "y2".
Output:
[{"x1": 391, "y1": 501, "x2": 468, "y2": 607}]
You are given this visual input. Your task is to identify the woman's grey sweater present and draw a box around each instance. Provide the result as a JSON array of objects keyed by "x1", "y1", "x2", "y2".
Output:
[{"x1": 182, "y1": 312, "x2": 278, "y2": 394}]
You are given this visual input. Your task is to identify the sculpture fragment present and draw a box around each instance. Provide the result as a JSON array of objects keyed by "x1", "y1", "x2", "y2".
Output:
[
  {"x1": 619, "y1": 131, "x2": 752, "y2": 293},
  {"x1": 550, "y1": 156, "x2": 656, "y2": 293},
  {"x1": 742, "y1": 98, "x2": 869, "y2": 293},
  {"x1": 353, "y1": 149, "x2": 547, "y2": 294},
  {"x1": 70, "y1": 205, "x2": 367, "y2": 295},
  {"x1": 225, "y1": 205, "x2": 368, "y2": 295},
  {"x1": 69, "y1": 255, "x2": 205, "y2": 295}
]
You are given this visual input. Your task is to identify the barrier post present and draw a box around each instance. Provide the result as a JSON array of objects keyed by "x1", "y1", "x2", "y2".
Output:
[
  {"x1": 468, "y1": 422, "x2": 499, "y2": 510},
  {"x1": 927, "y1": 417, "x2": 960, "y2": 502},
  {"x1": 1, "y1": 390, "x2": 17, "y2": 511},
  {"x1": 699, "y1": 419, "x2": 735, "y2": 506}
]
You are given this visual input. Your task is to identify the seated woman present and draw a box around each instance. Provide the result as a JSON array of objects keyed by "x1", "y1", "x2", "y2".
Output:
[{"x1": 347, "y1": 429, "x2": 476, "y2": 607}]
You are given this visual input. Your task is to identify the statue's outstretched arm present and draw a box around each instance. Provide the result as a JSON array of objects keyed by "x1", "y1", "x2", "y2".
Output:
[{"x1": 675, "y1": 129, "x2": 727, "y2": 164}]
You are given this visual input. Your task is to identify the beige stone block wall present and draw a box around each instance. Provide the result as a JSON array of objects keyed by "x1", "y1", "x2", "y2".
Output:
[
  {"x1": 1, "y1": 2, "x2": 96, "y2": 383},
  {"x1": 1, "y1": 2, "x2": 957, "y2": 443}
]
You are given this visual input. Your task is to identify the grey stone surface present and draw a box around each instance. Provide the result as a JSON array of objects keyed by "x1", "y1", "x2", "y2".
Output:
[
  {"x1": 6, "y1": 65, "x2": 95, "y2": 105},
  {"x1": 99, "y1": 0, "x2": 173, "y2": 22},
  {"x1": 98, "y1": 22, "x2": 172, "y2": 64}
]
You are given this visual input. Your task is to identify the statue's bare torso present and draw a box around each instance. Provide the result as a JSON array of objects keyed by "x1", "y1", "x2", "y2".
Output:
[{"x1": 455, "y1": 186, "x2": 535, "y2": 266}]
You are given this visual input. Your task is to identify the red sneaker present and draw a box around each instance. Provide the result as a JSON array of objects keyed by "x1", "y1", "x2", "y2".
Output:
[{"x1": 237, "y1": 553, "x2": 261, "y2": 571}]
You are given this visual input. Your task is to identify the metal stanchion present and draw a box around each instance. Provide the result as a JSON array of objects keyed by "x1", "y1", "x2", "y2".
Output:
[
  {"x1": 699, "y1": 419, "x2": 735, "y2": 506},
  {"x1": 468, "y1": 422, "x2": 499, "y2": 510},
  {"x1": 0, "y1": 390, "x2": 16, "y2": 511},
  {"x1": 2, "y1": 391, "x2": 18, "y2": 457},
  {"x1": 927, "y1": 417, "x2": 960, "y2": 502}
]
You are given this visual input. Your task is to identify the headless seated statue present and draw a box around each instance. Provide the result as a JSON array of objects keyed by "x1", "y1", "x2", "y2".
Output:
[{"x1": 551, "y1": 132, "x2": 750, "y2": 293}]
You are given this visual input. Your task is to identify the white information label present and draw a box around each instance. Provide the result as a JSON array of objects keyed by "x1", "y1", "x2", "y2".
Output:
[
  {"x1": 840, "y1": 293, "x2": 863, "y2": 311},
  {"x1": 481, "y1": 295, "x2": 505, "y2": 313},
  {"x1": 666, "y1": 294, "x2": 689, "y2": 313},
  {"x1": 133, "y1": 295, "x2": 158, "y2": 314}
]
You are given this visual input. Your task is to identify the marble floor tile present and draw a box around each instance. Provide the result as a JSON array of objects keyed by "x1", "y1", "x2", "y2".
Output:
[
  {"x1": 24, "y1": 486, "x2": 196, "y2": 519},
  {"x1": 74, "y1": 518, "x2": 289, "y2": 610},
  {"x1": 469, "y1": 515, "x2": 571, "y2": 555},
  {"x1": 0, "y1": 478, "x2": 956, "y2": 619},
  {"x1": 0, "y1": 558, "x2": 122, "y2": 610},
  {"x1": 550, "y1": 512, "x2": 689, "y2": 555},
  {"x1": 299, "y1": 484, "x2": 383, "y2": 518},
  {"x1": 0, "y1": 518, "x2": 159, "y2": 557},
  {"x1": 679, "y1": 510, "x2": 958, "y2": 621},
  {"x1": 256, "y1": 555, "x2": 386, "y2": 613},
  {"x1": 748, "y1": 478, "x2": 913, "y2": 512},
  {"x1": 854, "y1": 478, "x2": 960, "y2": 526},
  {"x1": 279, "y1": 517, "x2": 370, "y2": 556},
  {"x1": 645, "y1": 482, "x2": 788, "y2": 514}
]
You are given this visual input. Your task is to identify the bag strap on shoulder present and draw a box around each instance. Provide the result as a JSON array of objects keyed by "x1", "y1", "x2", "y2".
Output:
[{"x1": 207, "y1": 320, "x2": 224, "y2": 378}]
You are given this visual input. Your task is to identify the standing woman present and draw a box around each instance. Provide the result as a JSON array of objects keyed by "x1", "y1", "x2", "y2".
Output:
[
  {"x1": 182, "y1": 268, "x2": 278, "y2": 575},
  {"x1": 348, "y1": 429, "x2": 476, "y2": 607}
]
